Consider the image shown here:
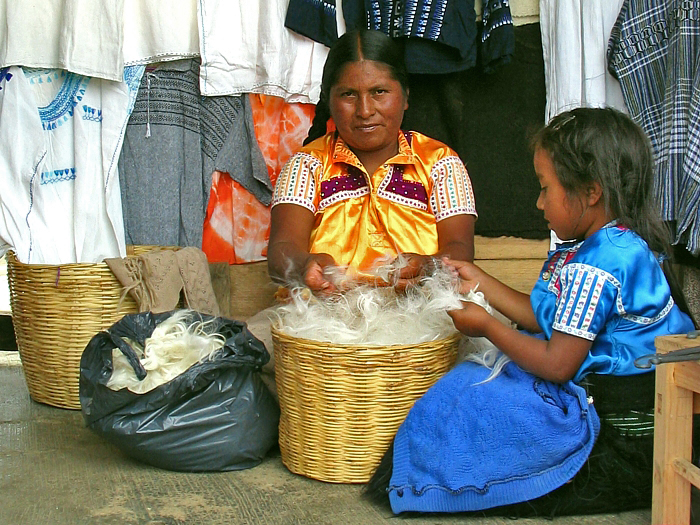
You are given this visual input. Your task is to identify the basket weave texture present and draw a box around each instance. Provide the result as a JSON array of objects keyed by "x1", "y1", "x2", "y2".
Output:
[
  {"x1": 6, "y1": 245, "x2": 175, "y2": 410},
  {"x1": 271, "y1": 326, "x2": 460, "y2": 483}
]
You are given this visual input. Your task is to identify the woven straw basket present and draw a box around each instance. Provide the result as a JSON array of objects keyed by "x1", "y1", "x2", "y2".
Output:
[
  {"x1": 271, "y1": 326, "x2": 460, "y2": 483},
  {"x1": 6, "y1": 245, "x2": 175, "y2": 410}
]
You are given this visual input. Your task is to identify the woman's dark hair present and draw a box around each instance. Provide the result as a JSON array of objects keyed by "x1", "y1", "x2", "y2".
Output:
[
  {"x1": 532, "y1": 106, "x2": 670, "y2": 256},
  {"x1": 303, "y1": 29, "x2": 409, "y2": 145}
]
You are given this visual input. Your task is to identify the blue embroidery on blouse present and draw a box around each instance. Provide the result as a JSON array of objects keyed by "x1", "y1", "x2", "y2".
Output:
[
  {"x1": 40, "y1": 168, "x2": 76, "y2": 185},
  {"x1": 0, "y1": 68, "x2": 13, "y2": 90},
  {"x1": 392, "y1": 1, "x2": 405, "y2": 37},
  {"x1": 368, "y1": 0, "x2": 393, "y2": 33},
  {"x1": 82, "y1": 105, "x2": 103, "y2": 122},
  {"x1": 369, "y1": 0, "x2": 382, "y2": 31},
  {"x1": 368, "y1": 0, "x2": 449, "y2": 41},
  {"x1": 300, "y1": 0, "x2": 336, "y2": 15},
  {"x1": 34, "y1": 72, "x2": 90, "y2": 130},
  {"x1": 482, "y1": 0, "x2": 513, "y2": 42},
  {"x1": 26, "y1": 152, "x2": 47, "y2": 262},
  {"x1": 428, "y1": 0, "x2": 448, "y2": 40},
  {"x1": 416, "y1": 1, "x2": 430, "y2": 37},
  {"x1": 24, "y1": 68, "x2": 63, "y2": 85},
  {"x1": 123, "y1": 63, "x2": 144, "y2": 89}
]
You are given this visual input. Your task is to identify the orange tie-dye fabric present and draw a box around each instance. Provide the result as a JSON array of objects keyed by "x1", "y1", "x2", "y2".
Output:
[{"x1": 201, "y1": 94, "x2": 316, "y2": 263}]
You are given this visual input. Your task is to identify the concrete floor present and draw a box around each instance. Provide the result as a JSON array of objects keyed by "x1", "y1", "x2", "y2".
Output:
[{"x1": 0, "y1": 351, "x2": 655, "y2": 525}]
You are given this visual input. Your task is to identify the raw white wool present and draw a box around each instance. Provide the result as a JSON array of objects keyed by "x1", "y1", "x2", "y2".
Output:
[
  {"x1": 273, "y1": 259, "x2": 490, "y2": 346},
  {"x1": 107, "y1": 310, "x2": 226, "y2": 394},
  {"x1": 459, "y1": 336, "x2": 512, "y2": 384}
]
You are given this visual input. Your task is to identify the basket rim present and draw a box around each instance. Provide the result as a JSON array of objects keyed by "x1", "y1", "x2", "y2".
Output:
[
  {"x1": 5, "y1": 245, "x2": 179, "y2": 268},
  {"x1": 5, "y1": 250, "x2": 109, "y2": 269},
  {"x1": 270, "y1": 323, "x2": 461, "y2": 350}
]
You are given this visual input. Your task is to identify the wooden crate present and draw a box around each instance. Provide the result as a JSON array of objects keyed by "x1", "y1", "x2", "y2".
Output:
[
  {"x1": 474, "y1": 235, "x2": 549, "y2": 294},
  {"x1": 651, "y1": 334, "x2": 700, "y2": 525}
]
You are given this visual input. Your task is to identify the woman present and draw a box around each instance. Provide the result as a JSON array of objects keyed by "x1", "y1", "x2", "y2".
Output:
[{"x1": 267, "y1": 29, "x2": 478, "y2": 293}]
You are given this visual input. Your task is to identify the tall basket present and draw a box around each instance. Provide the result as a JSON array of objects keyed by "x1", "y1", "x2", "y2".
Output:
[
  {"x1": 5, "y1": 246, "x2": 173, "y2": 409},
  {"x1": 272, "y1": 326, "x2": 460, "y2": 483}
]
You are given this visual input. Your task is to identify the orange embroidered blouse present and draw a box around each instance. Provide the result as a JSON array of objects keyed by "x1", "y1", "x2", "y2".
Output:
[{"x1": 271, "y1": 130, "x2": 477, "y2": 272}]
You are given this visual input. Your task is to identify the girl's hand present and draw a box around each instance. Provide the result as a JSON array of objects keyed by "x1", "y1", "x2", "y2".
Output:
[
  {"x1": 303, "y1": 253, "x2": 340, "y2": 294},
  {"x1": 442, "y1": 257, "x2": 485, "y2": 295},
  {"x1": 447, "y1": 301, "x2": 493, "y2": 338}
]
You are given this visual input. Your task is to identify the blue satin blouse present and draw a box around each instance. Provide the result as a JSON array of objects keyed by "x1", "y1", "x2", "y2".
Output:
[{"x1": 530, "y1": 223, "x2": 695, "y2": 382}]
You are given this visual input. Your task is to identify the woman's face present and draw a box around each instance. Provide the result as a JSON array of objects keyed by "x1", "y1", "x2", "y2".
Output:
[{"x1": 329, "y1": 60, "x2": 408, "y2": 166}]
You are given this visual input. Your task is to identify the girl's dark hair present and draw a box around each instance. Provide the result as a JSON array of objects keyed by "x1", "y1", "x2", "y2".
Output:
[
  {"x1": 532, "y1": 107, "x2": 670, "y2": 255},
  {"x1": 303, "y1": 29, "x2": 409, "y2": 145}
]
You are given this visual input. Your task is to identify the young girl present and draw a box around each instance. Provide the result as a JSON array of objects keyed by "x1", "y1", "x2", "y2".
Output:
[{"x1": 367, "y1": 107, "x2": 697, "y2": 517}]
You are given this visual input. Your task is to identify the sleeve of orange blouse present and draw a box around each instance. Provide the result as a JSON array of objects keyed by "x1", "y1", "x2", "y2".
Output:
[
  {"x1": 270, "y1": 152, "x2": 321, "y2": 213},
  {"x1": 429, "y1": 155, "x2": 478, "y2": 221}
]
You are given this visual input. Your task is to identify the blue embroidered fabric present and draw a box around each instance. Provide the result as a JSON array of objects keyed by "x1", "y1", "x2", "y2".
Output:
[
  {"x1": 290, "y1": 0, "x2": 513, "y2": 75},
  {"x1": 481, "y1": 0, "x2": 514, "y2": 73},
  {"x1": 357, "y1": 0, "x2": 479, "y2": 74},
  {"x1": 22, "y1": 69, "x2": 90, "y2": 131}
]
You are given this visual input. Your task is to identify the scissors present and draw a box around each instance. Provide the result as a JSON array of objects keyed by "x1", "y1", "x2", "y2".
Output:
[{"x1": 634, "y1": 330, "x2": 700, "y2": 369}]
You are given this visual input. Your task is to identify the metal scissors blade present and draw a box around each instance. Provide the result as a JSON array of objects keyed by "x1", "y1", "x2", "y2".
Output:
[{"x1": 634, "y1": 344, "x2": 700, "y2": 369}]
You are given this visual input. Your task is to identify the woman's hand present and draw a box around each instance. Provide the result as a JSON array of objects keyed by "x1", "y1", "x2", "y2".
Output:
[
  {"x1": 447, "y1": 301, "x2": 494, "y2": 338},
  {"x1": 303, "y1": 253, "x2": 341, "y2": 294},
  {"x1": 392, "y1": 253, "x2": 432, "y2": 291}
]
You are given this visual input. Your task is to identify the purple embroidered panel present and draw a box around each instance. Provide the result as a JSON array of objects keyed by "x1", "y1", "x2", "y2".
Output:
[
  {"x1": 384, "y1": 165, "x2": 428, "y2": 205},
  {"x1": 320, "y1": 166, "x2": 367, "y2": 200}
]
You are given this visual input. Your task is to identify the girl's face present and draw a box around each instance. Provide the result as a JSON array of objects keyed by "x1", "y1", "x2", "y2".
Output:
[
  {"x1": 534, "y1": 148, "x2": 590, "y2": 241},
  {"x1": 329, "y1": 60, "x2": 408, "y2": 167}
]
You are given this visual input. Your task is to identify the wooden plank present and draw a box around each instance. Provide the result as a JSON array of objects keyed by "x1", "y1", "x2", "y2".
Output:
[
  {"x1": 655, "y1": 334, "x2": 700, "y2": 354},
  {"x1": 672, "y1": 458, "x2": 700, "y2": 489},
  {"x1": 674, "y1": 361, "x2": 700, "y2": 397},
  {"x1": 474, "y1": 235, "x2": 550, "y2": 260},
  {"x1": 473, "y1": 236, "x2": 547, "y2": 294},
  {"x1": 477, "y1": 259, "x2": 543, "y2": 295}
]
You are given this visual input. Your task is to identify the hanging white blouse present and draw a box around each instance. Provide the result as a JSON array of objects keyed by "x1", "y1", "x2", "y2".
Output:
[
  {"x1": 0, "y1": 65, "x2": 144, "y2": 264},
  {"x1": 540, "y1": 0, "x2": 628, "y2": 122},
  {"x1": 0, "y1": 0, "x2": 125, "y2": 82},
  {"x1": 122, "y1": 0, "x2": 200, "y2": 66},
  {"x1": 197, "y1": 0, "x2": 329, "y2": 104}
]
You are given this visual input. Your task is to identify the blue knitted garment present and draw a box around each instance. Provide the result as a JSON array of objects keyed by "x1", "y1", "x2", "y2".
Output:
[{"x1": 388, "y1": 360, "x2": 600, "y2": 513}]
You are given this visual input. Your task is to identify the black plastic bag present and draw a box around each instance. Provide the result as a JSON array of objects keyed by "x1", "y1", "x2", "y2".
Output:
[{"x1": 79, "y1": 310, "x2": 279, "y2": 472}]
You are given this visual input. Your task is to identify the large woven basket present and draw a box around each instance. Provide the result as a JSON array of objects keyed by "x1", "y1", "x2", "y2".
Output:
[
  {"x1": 6, "y1": 245, "x2": 176, "y2": 410},
  {"x1": 271, "y1": 326, "x2": 460, "y2": 483}
]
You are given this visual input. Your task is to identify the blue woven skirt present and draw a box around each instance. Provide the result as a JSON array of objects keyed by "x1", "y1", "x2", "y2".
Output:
[{"x1": 388, "y1": 360, "x2": 600, "y2": 514}]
